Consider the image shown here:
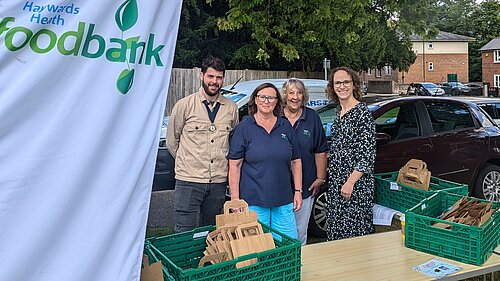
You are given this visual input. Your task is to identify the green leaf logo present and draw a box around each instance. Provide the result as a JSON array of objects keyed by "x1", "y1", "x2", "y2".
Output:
[
  {"x1": 115, "y1": 0, "x2": 138, "y2": 32},
  {"x1": 116, "y1": 68, "x2": 135, "y2": 95}
]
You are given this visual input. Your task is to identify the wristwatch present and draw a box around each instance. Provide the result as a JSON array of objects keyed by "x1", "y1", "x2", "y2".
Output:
[{"x1": 294, "y1": 188, "x2": 303, "y2": 193}]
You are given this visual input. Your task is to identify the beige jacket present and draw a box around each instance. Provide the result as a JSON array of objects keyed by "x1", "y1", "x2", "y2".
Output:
[{"x1": 166, "y1": 88, "x2": 238, "y2": 183}]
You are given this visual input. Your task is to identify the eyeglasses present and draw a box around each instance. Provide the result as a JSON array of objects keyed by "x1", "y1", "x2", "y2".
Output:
[
  {"x1": 256, "y1": 95, "x2": 278, "y2": 103},
  {"x1": 333, "y1": 80, "x2": 352, "y2": 88}
]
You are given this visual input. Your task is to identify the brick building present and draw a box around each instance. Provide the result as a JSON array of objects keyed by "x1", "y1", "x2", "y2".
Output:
[
  {"x1": 480, "y1": 38, "x2": 500, "y2": 88},
  {"x1": 360, "y1": 31, "x2": 474, "y2": 92}
]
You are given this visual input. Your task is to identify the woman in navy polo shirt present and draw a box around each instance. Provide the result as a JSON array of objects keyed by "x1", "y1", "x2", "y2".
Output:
[
  {"x1": 228, "y1": 83, "x2": 303, "y2": 239},
  {"x1": 281, "y1": 78, "x2": 328, "y2": 245}
]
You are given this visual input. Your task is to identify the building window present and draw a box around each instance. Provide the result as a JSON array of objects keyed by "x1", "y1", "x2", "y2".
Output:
[
  {"x1": 428, "y1": 42, "x2": 434, "y2": 49},
  {"x1": 495, "y1": 75, "x2": 500, "y2": 88},
  {"x1": 375, "y1": 69, "x2": 382, "y2": 77},
  {"x1": 428, "y1": 62, "x2": 434, "y2": 71},
  {"x1": 494, "y1": 50, "x2": 500, "y2": 63},
  {"x1": 384, "y1": 66, "x2": 392, "y2": 75},
  {"x1": 367, "y1": 69, "x2": 372, "y2": 76}
]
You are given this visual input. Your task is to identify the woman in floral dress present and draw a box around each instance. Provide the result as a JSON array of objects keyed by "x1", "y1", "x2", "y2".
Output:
[{"x1": 326, "y1": 67, "x2": 376, "y2": 241}]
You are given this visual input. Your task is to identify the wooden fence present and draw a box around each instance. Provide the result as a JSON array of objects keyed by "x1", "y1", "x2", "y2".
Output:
[{"x1": 165, "y1": 68, "x2": 323, "y2": 114}]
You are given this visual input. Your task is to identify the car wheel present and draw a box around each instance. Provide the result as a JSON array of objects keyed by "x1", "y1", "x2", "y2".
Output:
[
  {"x1": 474, "y1": 164, "x2": 500, "y2": 202},
  {"x1": 308, "y1": 188, "x2": 328, "y2": 238}
]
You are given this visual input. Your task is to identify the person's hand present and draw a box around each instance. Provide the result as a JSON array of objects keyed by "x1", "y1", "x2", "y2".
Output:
[
  {"x1": 308, "y1": 178, "x2": 325, "y2": 196},
  {"x1": 340, "y1": 181, "x2": 354, "y2": 201},
  {"x1": 230, "y1": 197, "x2": 242, "y2": 212},
  {"x1": 293, "y1": 192, "x2": 303, "y2": 212}
]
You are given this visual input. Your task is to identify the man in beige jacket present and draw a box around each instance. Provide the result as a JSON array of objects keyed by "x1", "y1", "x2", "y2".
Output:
[{"x1": 167, "y1": 56, "x2": 238, "y2": 232}]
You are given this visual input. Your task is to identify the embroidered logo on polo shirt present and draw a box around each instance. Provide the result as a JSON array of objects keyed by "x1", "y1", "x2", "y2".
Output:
[
  {"x1": 281, "y1": 133, "x2": 288, "y2": 141},
  {"x1": 303, "y1": 129, "x2": 311, "y2": 137}
]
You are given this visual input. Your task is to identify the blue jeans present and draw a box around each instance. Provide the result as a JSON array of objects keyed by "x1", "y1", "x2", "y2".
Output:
[
  {"x1": 249, "y1": 203, "x2": 298, "y2": 241},
  {"x1": 174, "y1": 180, "x2": 226, "y2": 233}
]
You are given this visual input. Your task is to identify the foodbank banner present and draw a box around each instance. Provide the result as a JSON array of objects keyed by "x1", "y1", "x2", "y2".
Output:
[{"x1": 0, "y1": 0, "x2": 181, "y2": 280}]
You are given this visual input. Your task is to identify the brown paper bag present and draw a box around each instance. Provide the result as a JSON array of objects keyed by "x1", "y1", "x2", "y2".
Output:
[
  {"x1": 140, "y1": 255, "x2": 164, "y2": 281},
  {"x1": 216, "y1": 200, "x2": 258, "y2": 228},
  {"x1": 230, "y1": 222, "x2": 275, "y2": 268},
  {"x1": 397, "y1": 159, "x2": 431, "y2": 191}
]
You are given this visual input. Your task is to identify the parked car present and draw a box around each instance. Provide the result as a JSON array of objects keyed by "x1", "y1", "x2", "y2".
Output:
[
  {"x1": 407, "y1": 82, "x2": 446, "y2": 96},
  {"x1": 438, "y1": 82, "x2": 471, "y2": 96},
  {"x1": 464, "y1": 83, "x2": 484, "y2": 96},
  {"x1": 309, "y1": 96, "x2": 500, "y2": 237},
  {"x1": 463, "y1": 97, "x2": 500, "y2": 125},
  {"x1": 152, "y1": 116, "x2": 175, "y2": 191},
  {"x1": 152, "y1": 79, "x2": 329, "y2": 191}
]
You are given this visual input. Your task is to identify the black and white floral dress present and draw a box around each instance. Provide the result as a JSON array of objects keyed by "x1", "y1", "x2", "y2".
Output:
[{"x1": 327, "y1": 102, "x2": 376, "y2": 241}]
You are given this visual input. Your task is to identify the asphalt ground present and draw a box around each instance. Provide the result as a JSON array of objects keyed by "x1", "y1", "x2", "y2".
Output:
[{"x1": 147, "y1": 190, "x2": 175, "y2": 228}]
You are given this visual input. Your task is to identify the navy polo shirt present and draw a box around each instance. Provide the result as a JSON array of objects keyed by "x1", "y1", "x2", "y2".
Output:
[
  {"x1": 282, "y1": 107, "x2": 328, "y2": 199},
  {"x1": 229, "y1": 115, "x2": 301, "y2": 208}
]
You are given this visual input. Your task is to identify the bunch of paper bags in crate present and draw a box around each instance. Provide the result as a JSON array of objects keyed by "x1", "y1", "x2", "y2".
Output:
[
  {"x1": 434, "y1": 196, "x2": 497, "y2": 229},
  {"x1": 397, "y1": 159, "x2": 431, "y2": 191},
  {"x1": 198, "y1": 199, "x2": 276, "y2": 269}
]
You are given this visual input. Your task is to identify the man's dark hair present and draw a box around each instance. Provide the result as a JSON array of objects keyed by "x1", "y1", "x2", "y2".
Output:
[{"x1": 201, "y1": 56, "x2": 226, "y2": 75}]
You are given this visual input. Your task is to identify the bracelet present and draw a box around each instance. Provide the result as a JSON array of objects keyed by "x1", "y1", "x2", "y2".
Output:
[
  {"x1": 317, "y1": 178, "x2": 326, "y2": 183},
  {"x1": 294, "y1": 189, "x2": 303, "y2": 193}
]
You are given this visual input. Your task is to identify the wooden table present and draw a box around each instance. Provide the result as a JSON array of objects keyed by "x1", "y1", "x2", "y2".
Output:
[{"x1": 302, "y1": 231, "x2": 500, "y2": 281}]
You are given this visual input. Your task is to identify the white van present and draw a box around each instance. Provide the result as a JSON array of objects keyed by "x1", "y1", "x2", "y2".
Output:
[
  {"x1": 154, "y1": 78, "x2": 329, "y2": 190},
  {"x1": 221, "y1": 78, "x2": 330, "y2": 119}
]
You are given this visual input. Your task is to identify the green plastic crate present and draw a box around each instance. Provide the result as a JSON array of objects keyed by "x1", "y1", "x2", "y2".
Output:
[
  {"x1": 144, "y1": 223, "x2": 301, "y2": 281},
  {"x1": 374, "y1": 172, "x2": 468, "y2": 213},
  {"x1": 405, "y1": 192, "x2": 500, "y2": 265}
]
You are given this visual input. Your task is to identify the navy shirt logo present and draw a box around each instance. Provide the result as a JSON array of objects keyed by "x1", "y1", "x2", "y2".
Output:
[
  {"x1": 281, "y1": 133, "x2": 288, "y2": 141},
  {"x1": 302, "y1": 129, "x2": 311, "y2": 137}
]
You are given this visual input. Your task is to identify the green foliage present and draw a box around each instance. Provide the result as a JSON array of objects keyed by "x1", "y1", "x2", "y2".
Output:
[
  {"x1": 173, "y1": 0, "x2": 251, "y2": 68},
  {"x1": 215, "y1": 0, "x2": 435, "y2": 71},
  {"x1": 433, "y1": 0, "x2": 500, "y2": 82}
]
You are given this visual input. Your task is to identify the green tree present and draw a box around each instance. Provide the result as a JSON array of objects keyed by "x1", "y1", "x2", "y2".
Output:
[
  {"x1": 215, "y1": 0, "x2": 435, "y2": 71},
  {"x1": 173, "y1": 0, "x2": 253, "y2": 68},
  {"x1": 469, "y1": 0, "x2": 500, "y2": 82},
  {"x1": 433, "y1": 0, "x2": 500, "y2": 81}
]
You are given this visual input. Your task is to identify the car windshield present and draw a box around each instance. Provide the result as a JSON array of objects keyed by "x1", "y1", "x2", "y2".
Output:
[
  {"x1": 317, "y1": 102, "x2": 382, "y2": 137},
  {"x1": 422, "y1": 83, "x2": 439, "y2": 89},
  {"x1": 449, "y1": 82, "x2": 464, "y2": 87},
  {"x1": 368, "y1": 104, "x2": 380, "y2": 112},
  {"x1": 221, "y1": 89, "x2": 248, "y2": 103}
]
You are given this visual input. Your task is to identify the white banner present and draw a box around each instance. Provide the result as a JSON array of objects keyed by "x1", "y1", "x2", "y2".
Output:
[{"x1": 0, "y1": 1, "x2": 181, "y2": 280}]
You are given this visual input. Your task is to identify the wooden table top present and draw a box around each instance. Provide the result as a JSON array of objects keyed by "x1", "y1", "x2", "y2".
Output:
[{"x1": 301, "y1": 231, "x2": 500, "y2": 281}]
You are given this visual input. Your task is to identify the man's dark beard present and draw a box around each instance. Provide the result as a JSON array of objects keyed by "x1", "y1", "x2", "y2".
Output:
[{"x1": 202, "y1": 81, "x2": 220, "y2": 97}]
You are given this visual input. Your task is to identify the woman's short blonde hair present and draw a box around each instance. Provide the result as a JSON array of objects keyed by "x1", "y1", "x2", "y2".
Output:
[{"x1": 281, "y1": 78, "x2": 309, "y2": 107}]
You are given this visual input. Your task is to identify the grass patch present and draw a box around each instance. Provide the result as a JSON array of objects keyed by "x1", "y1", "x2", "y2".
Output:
[{"x1": 146, "y1": 226, "x2": 174, "y2": 238}]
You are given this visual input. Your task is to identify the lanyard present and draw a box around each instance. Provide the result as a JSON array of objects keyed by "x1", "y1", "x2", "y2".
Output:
[{"x1": 203, "y1": 100, "x2": 221, "y2": 124}]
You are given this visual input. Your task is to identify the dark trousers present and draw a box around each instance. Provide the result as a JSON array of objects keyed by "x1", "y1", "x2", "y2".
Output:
[{"x1": 174, "y1": 180, "x2": 227, "y2": 233}]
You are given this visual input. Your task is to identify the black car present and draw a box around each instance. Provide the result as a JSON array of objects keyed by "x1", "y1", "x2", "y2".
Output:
[
  {"x1": 308, "y1": 96, "x2": 500, "y2": 237},
  {"x1": 464, "y1": 83, "x2": 484, "y2": 96},
  {"x1": 438, "y1": 82, "x2": 471, "y2": 96},
  {"x1": 152, "y1": 117, "x2": 175, "y2": 191}
]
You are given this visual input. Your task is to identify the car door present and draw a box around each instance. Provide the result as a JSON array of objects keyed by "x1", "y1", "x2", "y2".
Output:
[
  {"x1": 423, "y1": 100, "x2": 489, "y2": 186},
  {"x1": 373, "y1": 100, "x2": 435, "y2": 173},
  {"x1": 439, "y1": 83, "x2": 452, "y2": 95}
]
